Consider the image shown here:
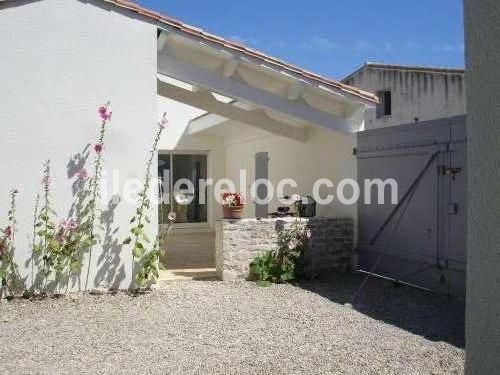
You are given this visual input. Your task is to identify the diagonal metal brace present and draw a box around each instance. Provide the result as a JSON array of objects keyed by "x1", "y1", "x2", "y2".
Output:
[{"x1": 369, "y1": 150, "x2": 442, "y2": 246}]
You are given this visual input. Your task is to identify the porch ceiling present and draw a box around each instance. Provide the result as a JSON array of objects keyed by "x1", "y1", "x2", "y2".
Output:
[{"x1": 157, "y1": 31, "x2": 371, "y2": 135}]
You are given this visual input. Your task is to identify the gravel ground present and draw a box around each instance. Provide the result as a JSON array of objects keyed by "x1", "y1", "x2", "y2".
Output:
[{"x1": 0, "y1": 275, "x2": 464, "y2": 374}]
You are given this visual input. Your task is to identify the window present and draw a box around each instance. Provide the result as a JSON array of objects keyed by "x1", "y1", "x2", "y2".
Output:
[
  {"x1": 376, "y1": 90, "x2": 392, "y2": 118},
  {"x1": 158, "y1": 154, "x2": 208, "y2": 224}
]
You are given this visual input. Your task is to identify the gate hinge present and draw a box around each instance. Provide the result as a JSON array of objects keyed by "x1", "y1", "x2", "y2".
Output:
[
  {"x1": 439, "y1": 166, "x2": 462, "y2": 179},
  {"x1": 440, "y1": 166, "x2": 462, "y2": 175}
]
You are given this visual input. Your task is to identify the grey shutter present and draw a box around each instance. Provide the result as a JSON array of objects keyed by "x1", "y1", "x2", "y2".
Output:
[{"x1": 255, "y1": 152, "x2": 269, "y2": 218}]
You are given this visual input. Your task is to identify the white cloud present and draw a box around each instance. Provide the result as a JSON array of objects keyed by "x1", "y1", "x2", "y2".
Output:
[
  {"x1": 269, "y1": 40, "x2": 287, "y2": 49},
  {"x1": 300, "y1": 36, "x2": 339, "y2": 51},
  {"x1": 405, "y1": 40, "x2": 422, "y2": 50},
  {"x1": 353, "y1": 40, "x2": 374, "y2": 51}
]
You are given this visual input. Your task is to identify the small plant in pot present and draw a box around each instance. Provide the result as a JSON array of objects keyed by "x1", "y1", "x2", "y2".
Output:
[{"x1": 220, "y1": 192, "x2": 246, "y2": 219}]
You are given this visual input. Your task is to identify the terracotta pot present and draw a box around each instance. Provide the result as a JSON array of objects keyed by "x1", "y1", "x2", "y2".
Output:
[{"x1": 222, "y1": 205, "x2": 245, "y2": 219}]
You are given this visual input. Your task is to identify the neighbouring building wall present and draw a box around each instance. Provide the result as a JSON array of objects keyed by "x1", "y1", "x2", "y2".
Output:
[
  {"x1": 343, "y1": 67, "x2": 466, "y2": 129},
  {"x1": 0, "y1": 0, "x2": 157, "y2": 290},
  {"x1": 464, "y1": 0, "x2": 500, "y2": 373},
  {"x1": 223, "y1": 126, "x2": 358, "y2": 219}
]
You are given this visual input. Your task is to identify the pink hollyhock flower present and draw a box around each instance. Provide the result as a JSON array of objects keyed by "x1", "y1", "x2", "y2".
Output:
[
  {"x1": 159, "y1": 112, "x2": 169, "y2": 129},
  {"x1": 4, "y1": 226, "x2": 13, "y2": 241},
  {"x1": 76, "y1": 168, "x2": 89, "y2": 180},
  {"x1": 59, "y1": 219, "x2": 78, "y2": 232},
  {"x1": 66, "y1": 219, "x2": 78, "y2": 231},
  {"x1": 98, "y1": 104, "x2": 112, "y2": 122},
  {"x1": 94, "y1": 143, "x2": 103, "y2": 155},
  {"x1": 58, "y1": 220, "x2": 66, "y2": 231}
]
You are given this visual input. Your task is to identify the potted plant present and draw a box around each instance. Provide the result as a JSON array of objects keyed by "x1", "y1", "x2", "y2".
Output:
[{"x1": 221, "y1": 192, "x2": 246, "y2": 219}]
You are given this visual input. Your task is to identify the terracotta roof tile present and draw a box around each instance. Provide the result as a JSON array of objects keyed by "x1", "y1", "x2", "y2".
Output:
[
  {"x1": 3, "y1": 0, "x2": 378, "y2": 103},
  {"x1": 103, "y1": 0, "x2": 378, "y2": 104}
]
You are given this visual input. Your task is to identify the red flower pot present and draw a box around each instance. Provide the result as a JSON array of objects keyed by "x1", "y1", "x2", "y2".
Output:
[{"x1": 222, "y1": 205, "x2": 245, "y2": 219}]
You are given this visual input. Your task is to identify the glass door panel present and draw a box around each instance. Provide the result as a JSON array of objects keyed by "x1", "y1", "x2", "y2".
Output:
[
  {"x1": 158, "y1": 154, "x2": 208, "y2": 224},
  {"x1": 158, "y1": 154, "x2": 172, "y2": 225}
]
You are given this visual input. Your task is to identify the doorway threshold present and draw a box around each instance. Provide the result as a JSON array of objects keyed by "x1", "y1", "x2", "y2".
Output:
[{"x1": 158, "y1": 268, "x2": 218, "y2": 282}]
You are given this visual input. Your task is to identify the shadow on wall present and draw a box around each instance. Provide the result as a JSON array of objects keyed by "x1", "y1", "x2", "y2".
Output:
[
  {"x1": 94, "y1": 195, "x2": 126, "y2": 290},
  {"x1": 67, "y1": 144, "x2": 91, "y2": 291},
  {"x1": 25, "y1": 144, "x2": 127, "y2": 293},
  {"x1": 295, "y1": 273, "x2": 465, "y2": 348}
]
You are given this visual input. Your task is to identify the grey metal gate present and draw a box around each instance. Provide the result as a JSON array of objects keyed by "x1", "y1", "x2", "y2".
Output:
[{"x1": 356, "y1": 116, "x2": 467, "y2": 296}]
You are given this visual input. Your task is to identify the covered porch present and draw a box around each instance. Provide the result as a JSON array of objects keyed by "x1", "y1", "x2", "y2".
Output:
[{"x1": 155, "y1": 28, "x2": 377, "y2": 273}]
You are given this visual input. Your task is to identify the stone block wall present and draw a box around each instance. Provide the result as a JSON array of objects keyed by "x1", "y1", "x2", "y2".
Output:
[{"x1": 215, "y1": 217, "x2": 353, "y2": 281}]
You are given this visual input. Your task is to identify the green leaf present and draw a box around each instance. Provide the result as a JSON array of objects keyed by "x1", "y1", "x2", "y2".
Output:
[{"x1": 133, "y1": 245, "x2": 144, "y2": 258}]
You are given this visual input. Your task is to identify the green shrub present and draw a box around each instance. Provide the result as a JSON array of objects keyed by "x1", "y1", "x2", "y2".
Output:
[
  {"x1": 249, "y1": 218, "x2": 310, "y2": 284},
  {"x1": 249, "y1": 249, "x2": 299, "y2": 283}
]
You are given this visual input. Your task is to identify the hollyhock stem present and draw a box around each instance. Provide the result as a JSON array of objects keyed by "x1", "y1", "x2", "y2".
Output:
[
  {"x1": 131, "y1": 125, "x2": 164, "y2": 288},
  {"x1": 41, "y1": 161, "x2": 51, "y2": 292},
  {"x1": 1, "y1": 189, "x2": 22, "y2": 297},
  {"x1": 84, "y1": 114, "x2": 108, "y2": 291},
  {"x1": 125, "y1": 115, "x2": 168, "y2": 290},
  {"x1": 30, "y1": 192, "x2": 40, "y2": 290}
]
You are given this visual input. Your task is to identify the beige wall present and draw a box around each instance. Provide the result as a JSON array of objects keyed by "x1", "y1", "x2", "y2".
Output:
[
  {"x1": 223, "y1": 126, "x2": 357, "y2": 219},
  {"x1": 464, "y1": 0, "x2": 500, "y2": 373},
  {"x1": 344, "y1": 68, "x2": 466, "y2": 129},
  {"x1": 160, "y1": 99, "x2": 358, "y2": 227}
]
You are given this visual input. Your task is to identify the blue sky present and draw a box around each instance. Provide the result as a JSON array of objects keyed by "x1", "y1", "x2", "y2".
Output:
[{"x1": 138, "y1": 0, "x2": 465, "y2": 79}]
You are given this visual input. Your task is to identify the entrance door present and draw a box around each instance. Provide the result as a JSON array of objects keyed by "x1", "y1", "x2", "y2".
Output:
[
  {"x1": 158, "y1": 153, "x2": 208, "y2": 224},
  {"x1": 158, "y1": 153, "x2": 214, "y2": 270}
]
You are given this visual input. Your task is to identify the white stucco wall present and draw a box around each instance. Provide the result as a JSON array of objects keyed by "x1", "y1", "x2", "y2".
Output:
[
  {"x1": 464, "y1": 0, "x2": 500, "y2": 373},
  {"x1": 223, "y1": 127, "x2": 357, "y2": 220},
  {"x1": 344, "y1": 68, "x2": 466, "y2": 129},
  {"x1": 0, "y1": 0, "x2": 157, "y2": 290}
]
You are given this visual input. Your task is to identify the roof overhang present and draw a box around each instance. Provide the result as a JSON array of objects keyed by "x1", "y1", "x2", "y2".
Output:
[
  {"x1": 157, "y1": 31, "x2": 372, "y2": 135},
  {"x1": 97, "y1": 1, "x2": 377, "y2": 104},
  {"x1": 1, "y1": 0, "x2": 378, "y2": 107},
  {"x1": 2, "y1": 0, "x2": 377, "y2": 135}
]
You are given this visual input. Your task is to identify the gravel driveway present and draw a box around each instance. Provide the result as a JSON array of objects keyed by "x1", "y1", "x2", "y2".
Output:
[{"x1": 0, "y1": 275, "x2": 464, "y2": 374}]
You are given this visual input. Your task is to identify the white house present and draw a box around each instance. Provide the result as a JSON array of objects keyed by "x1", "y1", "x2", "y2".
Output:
[
  {"x1": 342, "y1": 63, "x2": 466, "y2": 130},
  {"x1": 0, "y1": 0, "x2": 377, "y2": 289}
]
